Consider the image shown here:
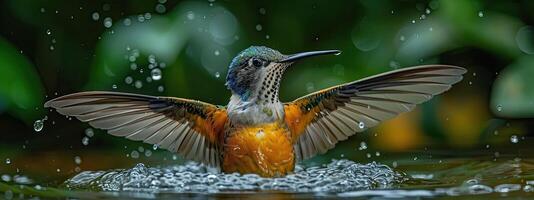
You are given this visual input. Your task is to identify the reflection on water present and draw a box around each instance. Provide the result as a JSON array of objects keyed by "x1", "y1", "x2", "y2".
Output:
[
  {"x1": 64, "y1": 159, "x2": 403, "y2": 193},
  {"x1": 4, "y1": 150, "x2": 534, "y2": 199}
]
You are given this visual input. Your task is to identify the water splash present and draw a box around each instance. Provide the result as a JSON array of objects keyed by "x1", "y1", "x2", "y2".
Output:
[{"x1": 64, "y1": 159, "x2": 403, "y2": 193}]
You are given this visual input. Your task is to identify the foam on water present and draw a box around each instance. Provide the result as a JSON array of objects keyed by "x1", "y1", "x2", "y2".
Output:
[{"x1": 64, "y1": 159, "x2": 404, "y2": 193}]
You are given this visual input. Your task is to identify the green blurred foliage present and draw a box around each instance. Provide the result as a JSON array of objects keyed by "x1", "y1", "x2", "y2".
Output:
[
  {"x1": 0, "y1": 0, "x2": 533, "y2": 153},
  {"x1": 491, "y1": 56, "x2": 534, "y2": 117},
  {"x1": 0, "y1": 37, "x2": 44, "y2": 123}
]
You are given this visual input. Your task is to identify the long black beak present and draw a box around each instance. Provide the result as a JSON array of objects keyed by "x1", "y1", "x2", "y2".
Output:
[{"x1": 279, "y1": 50, "x2": 341, "y2": 63}]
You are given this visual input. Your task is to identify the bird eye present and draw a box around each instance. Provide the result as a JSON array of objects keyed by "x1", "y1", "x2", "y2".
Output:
[{"x1": 252, "y1": 58, "x2": 264, "y2": 67}]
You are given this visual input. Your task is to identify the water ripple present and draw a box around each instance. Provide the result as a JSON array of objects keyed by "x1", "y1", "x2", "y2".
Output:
[{"x1": 64, "y1": 159, "x2": 404, "y2": 193}]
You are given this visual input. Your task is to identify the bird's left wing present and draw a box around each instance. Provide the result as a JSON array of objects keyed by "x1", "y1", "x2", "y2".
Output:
[
  {"x1": 284, "y1": 65, "x2": 466, "y2": 160},
  {"x1": 45, "y1": 91, "x2": 227, "y2": 167}
]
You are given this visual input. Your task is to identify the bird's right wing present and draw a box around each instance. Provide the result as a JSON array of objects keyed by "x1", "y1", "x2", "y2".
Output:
[
  {"x1": 45, "y1": 91, "x2": 227, "y2": 167},
  {"x1": 284, "y1": 65, "x2": 466, "y2": 160}
]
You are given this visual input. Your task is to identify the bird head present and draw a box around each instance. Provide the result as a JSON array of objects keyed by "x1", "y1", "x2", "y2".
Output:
[{"x1": 225, "y1": 46, "x2": 340, "y2": 103}]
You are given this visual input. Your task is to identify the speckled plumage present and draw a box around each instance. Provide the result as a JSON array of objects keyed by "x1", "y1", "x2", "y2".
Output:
[{"x1": 226, "y1": 46, "x2": 285, "y2": 100}]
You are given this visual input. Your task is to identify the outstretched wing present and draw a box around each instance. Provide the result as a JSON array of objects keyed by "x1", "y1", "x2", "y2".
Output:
[
  {"x1": 45, "y1": 91, "x2": 227, "y2": 167},
  {"x1": 284, "y1": 65, "x2": 466, "y2": 160}
]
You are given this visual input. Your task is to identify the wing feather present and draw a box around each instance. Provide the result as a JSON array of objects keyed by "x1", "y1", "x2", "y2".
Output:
[
  {"x1": 285, "y1": 65, "x2": 466, "y2": 160},
  {"x1": 45, "y1": 91, "x2": 227, "y2": 167}
]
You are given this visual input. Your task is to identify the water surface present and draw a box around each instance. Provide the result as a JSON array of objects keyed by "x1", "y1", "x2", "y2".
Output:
[{"x1": 2, "y1": 144, "x2": 534, "y2": 199}]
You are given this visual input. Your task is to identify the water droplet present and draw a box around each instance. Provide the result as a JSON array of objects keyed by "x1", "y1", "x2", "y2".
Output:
[
  {"x1": 366, "y1": 153, "x2": 371, "y2": 158},
  {"x1": 153, "y1": 144, "x2": 159, "y2": 150},
  {"x1": 145, "y1": 150, "x2": 152, "y2": 157},
  {"x1": 497, "y1": 104, "x2": 502, "y2": 112},
  {"x1": 157, "y1": 86, "x2": 165, "y2": 92},
  {"x1": 130, "y1": 63, "x2": 137, "y2": 70},
  {"x1": 123, "y1": 18, "x2": 132, "y2": 26},
  {"x1": 5, "y1": 158, "x2": 11, "y2": 164},
  {"x1": 74, "y1": 156, "x2": 82, "y2": 165},
  {"x1": 102, "y1": 3, "x2": 111, "y2": 11},
  {"x1": 151, "y1": 68, "x2": 162, "y2": 81},
  {"x1": 137, "y1": 15, "x2": 145, "y2": 22},
  {"x1": 510, "y1": 135, "x2": 519, "y2": 143},
  {"x1": 215, "y1": 72, "x2": 220, "y2": 78},
  {"x1": 358, "y1": 122, "x2": 365, "y2": 129},
  {"x1": 134, "y1": 80, "x2": 143, "y2": 88},
  {"x1": 124, "y1": 76, "x2": 133, "y2": 84},
  {"x1": 40, "y1": 8, "x2": 45, "y2": 13},
  {"x1": 411, "y1": 20, "x2": 416, "y2": 24},
  {"x1": 46, "y1": 29, "x2": 51, "y2": 35},
  {"x1": 145, "y1": 13, "x2": 152, "y2": 20},
  {"x1": 103, "y1": 17, "x2": 113, "y2": 28},
  {"x1": 524, "y1": 185, "x2": 534, "y2": 192},
  {"x1": 33, "y1": 117, "x2": 46, "y2": 132},
  {"x1": 4, "y1": 190, "x2": 13, "y2": 200},
  {"x1": 148, "y1": 55, "x2": 156, "y2": 63},
  {"x1": 516, "y1": 26, "x2": 534, "y2": 54},
  {"x1": 259, "y1": 8, "x2": 266, "y2": 15},
  {"x1": 130, "y1": 150, "x2": 139, "y2": 159},
  {"x1": 358, "y1": 141, "x2": 367, "y2": 150},
  {"x1": 255, "y1": 24, "x2": 263, "y2": 31},
  {"x1": 214, "y1": 50, "x2": 220, "y2": 56},
  {"x1": 112, "y1": 84, "x2": 117, "y2": 89},
  {"x1": 155, "y1": 4, "x2": 166, "y2": 13},
  {"x1": 82, "y1": 137, "x2": 89, "y2": 146},
  {"x1": 478, "y1": 11, "x2": 484, "y2": 17},
  {"x1": 85, "y1": 128, "x2": 94, "y2": 137},
  {"x1": 1, "y1": 174, "x2": 11, "y2": 182},
  {"x1": 186, "y1": 11, "x2": 195, "y2": 20},
  {"x1": 399, "y1": 35, "x2": 405, "y2": 41},
  {"x1": 375, "y1": 151, "x2": 381, "y2": 156},
  {"x1": 495, "y1": 184, "x2": 521, "y2": 193},
  {"x1": 425, "y1": 8, "x2": 431, "y2": 14},
  {"x1": 92, "y1": 12, "x2": 100, "y2": 21}
]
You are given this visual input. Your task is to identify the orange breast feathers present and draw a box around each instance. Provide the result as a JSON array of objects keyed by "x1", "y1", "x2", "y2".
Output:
[{"x1": 222, "y1": 122, "x2": 295, "y2": 177}]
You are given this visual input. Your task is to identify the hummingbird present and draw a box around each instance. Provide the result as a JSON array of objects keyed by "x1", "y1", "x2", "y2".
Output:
[{"x1": 45, "y1": 46, "x2": 466, "y2": 177}]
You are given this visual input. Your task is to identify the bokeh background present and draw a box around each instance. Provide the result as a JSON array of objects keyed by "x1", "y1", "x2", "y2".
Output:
[{"x1": 1, "y1": 0, "x2": 534, "y2": 181}]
